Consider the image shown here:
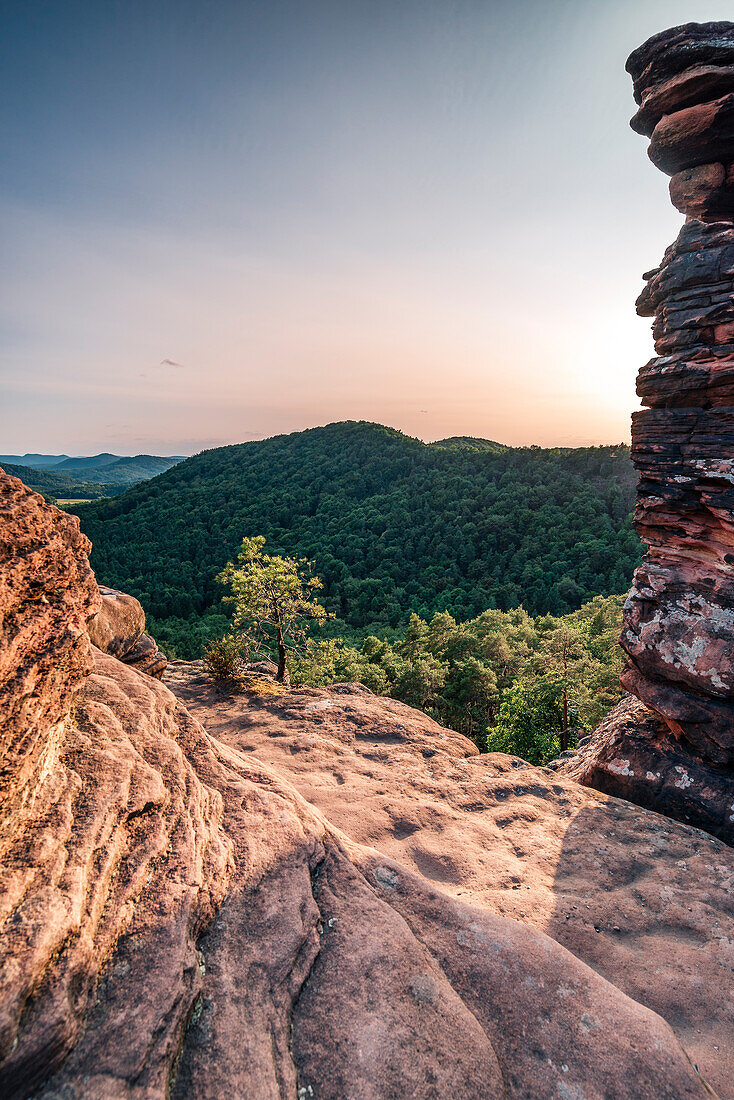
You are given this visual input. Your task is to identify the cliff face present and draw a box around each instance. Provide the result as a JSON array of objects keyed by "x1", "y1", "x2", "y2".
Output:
[
  {"x1": 0, "y1": 472, "x2": 233, "y2": 1098},
  {"x1": 0, "y1": 472, "x2": 100, "y2": 858},
  {"x1": 561, "y1": 22, "x2": 734, "y2": 844},
  {"x1": 2, "y1": 472, "x2": 732, "y2": 1098}
]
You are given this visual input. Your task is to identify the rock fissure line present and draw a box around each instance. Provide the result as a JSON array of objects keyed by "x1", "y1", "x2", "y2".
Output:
[
  {"x1": 365, "y1": 870, "x2": 513, "y2": 1099},
  {"x1": 289, "y1": 850, "x2": 328, "y2": 1100}
]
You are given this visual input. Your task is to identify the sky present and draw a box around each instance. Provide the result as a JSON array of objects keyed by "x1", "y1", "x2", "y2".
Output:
[{"x1": 0, "y1": 0, "x2": 728, "y2": 455}]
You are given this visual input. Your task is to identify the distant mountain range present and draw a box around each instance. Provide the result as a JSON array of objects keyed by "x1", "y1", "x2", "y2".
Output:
[
  {"x1": 0, "y1": 453, "x2": 72, "y2": 468},
  {"x1": 0, "y1": 453, "x2": 186, "y2": 499}
]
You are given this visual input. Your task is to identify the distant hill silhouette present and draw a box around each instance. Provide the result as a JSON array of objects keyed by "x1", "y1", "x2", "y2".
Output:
[
  {"x1": 1, "y1": 464, "x2": 116, "y2": 500},
  {"x1": 54, "y1": 453, "x2": 123, "y2": 472},
  {"x1": 431, "y1": 436, "x2": 509, "y2": 454},
  {"x1": 0, "y1": 453, "x2": 70, "y2": 468}
]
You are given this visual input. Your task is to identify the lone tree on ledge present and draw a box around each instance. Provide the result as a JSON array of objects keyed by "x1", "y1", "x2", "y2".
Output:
[{"x1": 218, "y1": 535, "x2": 328, "y2": 682}]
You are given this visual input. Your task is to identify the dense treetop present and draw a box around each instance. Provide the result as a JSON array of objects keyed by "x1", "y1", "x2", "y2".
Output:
[
  {"x1": 74, "y1": 421, "x2": 641, "y2": 656},
  {"x1": 289, "y1": 593, "x2": 627, "y2": 762}
]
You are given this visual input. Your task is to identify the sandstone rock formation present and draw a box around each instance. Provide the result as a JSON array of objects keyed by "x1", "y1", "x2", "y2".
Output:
[
  {"x1": 2, "y1": 475, "x2": 732, "y2": 1096},
  {"x1": 0, "y1": 473, "x2": 231, "y2": 1098},
  {"x1": 562, "y1": 23, "x2": 734, "y2": 844},
  {"x1": 88, "y1": 585, "x2": 167, "y2": 678},
  {"x1": 556, "y1": 693, "x2": 733, "y2": 841},
  {"x1": 0, "y1": 472, "x2": 100, "y2": 859}
]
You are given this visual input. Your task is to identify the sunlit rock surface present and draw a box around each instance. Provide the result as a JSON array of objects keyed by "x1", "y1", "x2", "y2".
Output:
[{"x1": 167, "y1": 661, "x2": 734, "y2": 1098}]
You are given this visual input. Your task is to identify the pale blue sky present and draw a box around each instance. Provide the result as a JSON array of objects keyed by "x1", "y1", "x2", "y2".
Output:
[{"x1": 0, "y1": 1, "x2": 727, "y2": 454}]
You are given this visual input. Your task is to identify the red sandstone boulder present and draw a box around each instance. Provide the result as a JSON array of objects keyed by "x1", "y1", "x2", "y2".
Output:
[
  {"x1": 669, "y1": 161, "x2": 734, "y2": 219},
  {"x1": 632, "y1": 65, "x2": 734, "y2": 137},
  {"x1": 88, "y1": 584, "x2": 167, "y2": 678},
  {"x1": 87, "y1": 585, "x2": 145, "y2": 657},
  {"x1": 555, "y1": 694, "x2": 733, "y2": 845},
  {"x1": 122, "y1": 629, "x2": 168, "y2": 677},
  {"x1": 648, "y1": 92, "x2": 734, "y2": 176}
]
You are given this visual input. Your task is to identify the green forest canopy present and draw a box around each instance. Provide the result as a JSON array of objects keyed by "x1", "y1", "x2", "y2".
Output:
[
  {"x1": 286, "y1": 593, "x2": 627, "y2": 763},
  {"x1": 73, "y1": 421, "x2": 642, "y2": 657}
]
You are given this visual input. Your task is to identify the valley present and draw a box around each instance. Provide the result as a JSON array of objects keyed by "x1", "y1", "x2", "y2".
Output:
[{"x1": 70, "y1": 421, "x2": 641, "y2": 656}]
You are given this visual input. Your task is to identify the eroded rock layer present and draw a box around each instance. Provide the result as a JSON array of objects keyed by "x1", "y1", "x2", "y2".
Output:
[
  {"x1": 2, "y1": 469, "x2": 731, "y2": 1096},
  {"x1": 628, "y1": 21, "x2": 734, "y2": 219},
  {"x1": 566, "y1": 24, "x2": 734, "y2": 843}
]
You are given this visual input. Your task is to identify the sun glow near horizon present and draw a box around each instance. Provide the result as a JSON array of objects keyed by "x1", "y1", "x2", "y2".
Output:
[{"x1": 0, "y1": 0, "x2": 711, "y2": 454}]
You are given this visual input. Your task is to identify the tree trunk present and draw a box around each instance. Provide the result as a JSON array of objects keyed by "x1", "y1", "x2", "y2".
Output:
[
  {"x1": 275, "y1": 625, "x2": 287, "y2": 682},
  {"x1": 560, "y1": 637, "x2": 569, "y2": 752}
]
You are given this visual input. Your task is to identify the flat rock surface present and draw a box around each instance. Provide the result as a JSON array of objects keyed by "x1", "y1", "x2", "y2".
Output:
[{"x1": 166, "y1": 663, "x2": 734, "y2": 1098}]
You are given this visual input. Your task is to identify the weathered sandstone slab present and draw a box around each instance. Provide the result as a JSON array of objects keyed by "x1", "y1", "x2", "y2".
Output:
[
  {"x1": 648, "y1": 92, "x2": 734, "y2": 176},
  {"x1": 627, "y1": 22, "x2": 734, "y2": 110},
  {"x1": 167, "y1": 664, "x2": 734, "y2": 1098}
]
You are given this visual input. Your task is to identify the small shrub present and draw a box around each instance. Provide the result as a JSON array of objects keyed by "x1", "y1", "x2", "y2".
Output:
[{"x1": 203, "y1": 633, "x2": 245, "y2": 682}]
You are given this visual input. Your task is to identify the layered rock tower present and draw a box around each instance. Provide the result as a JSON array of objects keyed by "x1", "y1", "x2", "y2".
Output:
[
  {"x1": 621, "y1": 21, "x2": 734, "y2": 766},
  {"x1": 560, "y1": 23, "x2": 734, "y2": 843}
]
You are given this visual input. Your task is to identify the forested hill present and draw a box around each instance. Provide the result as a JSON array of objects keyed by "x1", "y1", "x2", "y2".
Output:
[{"x1": 74, "y1": 421, "x2": 641, "y2": 655}]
